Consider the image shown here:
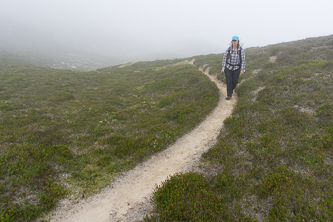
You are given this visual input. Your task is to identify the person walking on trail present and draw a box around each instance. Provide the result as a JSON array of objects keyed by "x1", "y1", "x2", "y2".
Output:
[{"x1": 221, "y1": 36, "x2": 246, "y2": 100}]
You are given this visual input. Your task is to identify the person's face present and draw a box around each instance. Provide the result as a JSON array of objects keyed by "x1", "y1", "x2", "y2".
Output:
[{"x1": 232, "y1": 40, "x2": 238, "y2": 47}]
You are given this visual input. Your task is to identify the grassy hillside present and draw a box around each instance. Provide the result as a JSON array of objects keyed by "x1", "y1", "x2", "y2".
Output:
[
  {"x1": 0, "y1": 58, "x2": 219, "y2": 221},
  {"x1": 146, "y1": 35, "x2": 333, "y2": 221}
]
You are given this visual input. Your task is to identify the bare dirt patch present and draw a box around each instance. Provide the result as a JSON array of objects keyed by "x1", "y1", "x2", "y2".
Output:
[
  {"x1": 269, "y1": 56, "x2": 277, "y2": 62},
  {"x1": 42, "y1": 60, "x2": 237, "y2": 222},
  {"x1": 252, "y1": 86, "x2": 265, "y2": 102}
]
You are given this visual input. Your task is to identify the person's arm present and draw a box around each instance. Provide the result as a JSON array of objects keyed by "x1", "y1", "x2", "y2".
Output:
[
  {"x1": 221, "y1": 48, "x2": 228, "y2": 73},
  {"x1": 240, "y1": 47, "x2": 246, "y2": 74}
]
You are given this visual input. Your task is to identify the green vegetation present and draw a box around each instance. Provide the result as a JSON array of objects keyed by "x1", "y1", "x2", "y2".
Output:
[
  {"x1": 146, "y1": 35, "x2": 333, "y2": 221},
  {"x1": 0, "y1": 58, "x2": 219, "y2": 221},
  {"x1": 1, "y1": 35, "x2": 332, "y2": 222}
]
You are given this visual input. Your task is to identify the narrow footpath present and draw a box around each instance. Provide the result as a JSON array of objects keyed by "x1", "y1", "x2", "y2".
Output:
[{"x1": 46, "y1": 60, "x2": 237, "y2": 222}]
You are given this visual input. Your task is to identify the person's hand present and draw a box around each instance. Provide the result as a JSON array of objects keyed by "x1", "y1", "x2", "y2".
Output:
[
  {"x1": 240, "y1": 71, "x2": 244, "y2": 75},
  {"x1": 221, "y1": 69, "x2": 224, "y2": 73}
]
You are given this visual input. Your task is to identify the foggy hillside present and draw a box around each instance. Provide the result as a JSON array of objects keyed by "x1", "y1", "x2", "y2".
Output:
[
  {"x1": 1, "y1": 0, "x2": 332, "y2": 72},
  {"x1": 0, "y1": 19, "x2": 126, "y2": 70},
  {"x1": 0, "y1": 19, "x2": 217, "y2": 71},
  {"x1": 1, "y1": 34, "x2": 332, "y2": 222}
]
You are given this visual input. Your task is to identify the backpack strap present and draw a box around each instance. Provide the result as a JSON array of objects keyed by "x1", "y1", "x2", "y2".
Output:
[
  {"x1": 226, "y1": 47, "x2": 231, "y2": 59},
  {"x1": 238, "y1": 47, "x2": 242, "y2": 67}
]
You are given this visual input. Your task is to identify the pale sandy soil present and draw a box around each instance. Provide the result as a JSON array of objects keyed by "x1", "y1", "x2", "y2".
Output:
[
  {"x1": 41, "y1": 60, "x2": 237, "y2": 222},
  {"x1": 269, "y1": 56, "x2": 277, "y2": 62}
]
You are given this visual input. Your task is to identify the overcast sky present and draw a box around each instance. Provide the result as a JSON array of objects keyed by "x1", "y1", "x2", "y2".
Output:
[{"x1": 1, "y1": 0, "x2": 333, "y2": 61}]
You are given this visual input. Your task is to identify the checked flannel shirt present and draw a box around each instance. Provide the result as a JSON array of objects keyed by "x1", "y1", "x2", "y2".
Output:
[{"x1": 222, "y1": 47, "x2": 246, "y2": 72}]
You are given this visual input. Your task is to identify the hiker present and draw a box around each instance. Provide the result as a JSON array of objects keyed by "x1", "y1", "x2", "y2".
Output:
[{"x1": 221, "y1": 36, "x2": 246, "y2": 100}]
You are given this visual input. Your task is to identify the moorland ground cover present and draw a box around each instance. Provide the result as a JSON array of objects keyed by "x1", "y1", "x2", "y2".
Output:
[
  {"x1": 1, "y1": 35, "x2": 332, "y2": 222},
  {"x1": 146, "y1": 35, "x2": 333, "y2": 221},
  {"x1": 0, "y1": 58, "x2": 219, "y2": 221}
]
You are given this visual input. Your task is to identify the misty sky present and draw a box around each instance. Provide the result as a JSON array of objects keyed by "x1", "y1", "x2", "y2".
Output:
[{"x1": 1, "y1": 0, "x2": 333, "y2": 61}]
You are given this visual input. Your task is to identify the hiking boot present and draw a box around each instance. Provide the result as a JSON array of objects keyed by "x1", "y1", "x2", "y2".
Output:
[{"x1": 226, "y1": 96, "x2": 231, "y2": 100}]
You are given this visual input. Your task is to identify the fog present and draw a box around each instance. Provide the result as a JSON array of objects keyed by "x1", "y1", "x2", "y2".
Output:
[{"x1": 1, "y1": 0, "x2": 333, "y2": 66}]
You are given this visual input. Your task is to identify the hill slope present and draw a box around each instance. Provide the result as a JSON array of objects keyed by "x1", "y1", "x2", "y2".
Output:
[
  {"x1": 45, "y1": 62, "x2": 237, "y2": 222},
  {"x1": 146, "y1": 35, "x2": 333, "y2": 221},
  {"x1": 1, "y1": 34, "x2": 332, "y2": 221},
  {"x1": 0, "y1": 58, "x2": 219, "y2": 221}
]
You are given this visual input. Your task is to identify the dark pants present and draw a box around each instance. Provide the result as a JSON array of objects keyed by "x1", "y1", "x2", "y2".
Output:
[{"x1": 225, "y1": 68, "x2": 241, "y2": 97}]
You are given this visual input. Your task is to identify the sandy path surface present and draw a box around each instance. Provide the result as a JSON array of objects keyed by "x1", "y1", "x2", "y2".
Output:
[{"x1": 46, "y1": 60, "x2": 237, "y2": 222}]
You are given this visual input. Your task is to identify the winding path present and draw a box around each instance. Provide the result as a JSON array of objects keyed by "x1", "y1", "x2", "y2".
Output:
[{"x1": 47, "y1": 60, "x2": 237, "y2": 222}]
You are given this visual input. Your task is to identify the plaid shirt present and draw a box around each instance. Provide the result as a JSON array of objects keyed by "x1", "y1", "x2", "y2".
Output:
[{"x1": 222, "y1": 47, "x2": 246, "y2": 72}]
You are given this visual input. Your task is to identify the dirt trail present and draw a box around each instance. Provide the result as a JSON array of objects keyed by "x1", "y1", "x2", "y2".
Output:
[{"x1": 46, "y1": 60, "x2": 237, "y2": 222}]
